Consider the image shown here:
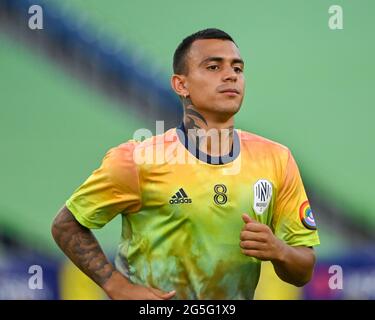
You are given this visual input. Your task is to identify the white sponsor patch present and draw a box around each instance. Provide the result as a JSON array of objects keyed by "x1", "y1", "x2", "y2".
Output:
[{"x1": 253, "y1": 179, "x2": 273, "y2": 215}]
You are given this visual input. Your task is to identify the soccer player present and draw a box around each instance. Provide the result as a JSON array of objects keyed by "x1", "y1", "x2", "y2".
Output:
[{"x1": 51, "y1": 28, "x2": 319, "y2": 300}]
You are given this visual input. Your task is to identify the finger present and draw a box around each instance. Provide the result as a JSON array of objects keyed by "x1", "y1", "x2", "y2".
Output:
[
  {"x1": 150, "y1": 287, "x2": 176, "y2": 299},
  {"x1": 160, "y1": 290, "x2": 176, "y2": 300},
  {"x1": 240, "y1": 240, "x2": 265, "y2": 250},
  {"x1": 242, "y1": 213, "x2": 253, "y2": 224},
  {"x1": 149, "y1": 294, "x2": 164, "y2": 300},
  {"x1": 241, "y1": 248, "x2": 264, "y2": 259},
  {"x1": 243, "y1": 222, "x2": 266, "y2": 232},
  {"x1": 146, "y1": 288, "x2": 164, "y2": 300},
  {"x1": 240, "y1": 230, "x2": 266, "y2": 242}
]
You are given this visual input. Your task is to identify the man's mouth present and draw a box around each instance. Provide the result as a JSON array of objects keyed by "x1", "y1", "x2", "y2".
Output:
[{"x1": 218, "y1": 88, "x2": 240, "y2": 96}]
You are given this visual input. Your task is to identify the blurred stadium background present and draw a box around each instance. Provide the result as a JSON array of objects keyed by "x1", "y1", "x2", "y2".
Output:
[{"x1": 0, "y1": 0, "x2": 374, "y2": 299}]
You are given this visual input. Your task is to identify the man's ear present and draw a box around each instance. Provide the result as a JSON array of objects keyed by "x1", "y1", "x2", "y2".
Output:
[{"x1": 171, "y1": 74, "x2": 189, "y2": 98}]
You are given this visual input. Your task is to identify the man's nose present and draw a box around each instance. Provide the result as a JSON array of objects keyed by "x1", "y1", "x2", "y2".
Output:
[{"x1": 222, "y1": 67, "x2": 237, "y2": 82}]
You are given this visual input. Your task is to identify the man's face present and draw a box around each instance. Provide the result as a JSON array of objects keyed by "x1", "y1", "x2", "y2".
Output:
[{"x1": 184, "y1": 39, "x2": 245, "y2": 118}]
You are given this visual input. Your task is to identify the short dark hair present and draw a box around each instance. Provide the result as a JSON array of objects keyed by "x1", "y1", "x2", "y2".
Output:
[{"x1": 173, "y1": 28, "x2": 237, "y2": 75}]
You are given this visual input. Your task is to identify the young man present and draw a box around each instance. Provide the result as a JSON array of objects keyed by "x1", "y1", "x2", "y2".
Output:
[{"x1": 52, "y1": 29, "x2": 319, "y2": 300}]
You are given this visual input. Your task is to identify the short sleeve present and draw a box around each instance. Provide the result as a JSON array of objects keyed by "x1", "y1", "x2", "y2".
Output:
[
  {"x1": 66, "y1": 142, "x2": 142, "y2": 229},
  {"x1": 272, "y1": 150, "x2": 320, "y2": 247}
]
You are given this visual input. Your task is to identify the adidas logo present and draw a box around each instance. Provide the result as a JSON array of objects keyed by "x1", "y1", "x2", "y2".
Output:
[{"x1": 169, "y1": 188, "x2": 192, "y2": 204}]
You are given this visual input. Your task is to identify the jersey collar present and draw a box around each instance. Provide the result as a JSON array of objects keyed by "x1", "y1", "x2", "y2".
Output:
[{"x1": 176, "y1": 123, "x2": 240, "y2": 165}]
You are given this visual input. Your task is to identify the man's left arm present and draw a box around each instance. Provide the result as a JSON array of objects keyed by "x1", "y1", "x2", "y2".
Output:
[{"x1": 240, "y1": 214, "x2": 315, "y2": 287}]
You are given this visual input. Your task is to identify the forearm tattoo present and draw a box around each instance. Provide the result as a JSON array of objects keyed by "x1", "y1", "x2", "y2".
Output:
[{"x1": 52, "y1": 207, "x2": 114, "y2": 286}]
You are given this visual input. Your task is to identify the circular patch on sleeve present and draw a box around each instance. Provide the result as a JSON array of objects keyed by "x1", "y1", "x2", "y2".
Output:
[{"x1": 299, "y1": 201, "x2": 317, "y2": 230}]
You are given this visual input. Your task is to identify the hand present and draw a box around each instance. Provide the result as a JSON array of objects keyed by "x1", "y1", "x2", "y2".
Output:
[
  {"x1": 240, "y1": 214, "x2": 285, "y2": 262},
  {"x1": 103, "y1": 271, "x2": 176, "y2": 300}
]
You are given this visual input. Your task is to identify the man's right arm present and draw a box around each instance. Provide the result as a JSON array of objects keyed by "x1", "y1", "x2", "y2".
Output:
[{"x1": 51, "y1": 205, "x2": 175, "y2": 300}]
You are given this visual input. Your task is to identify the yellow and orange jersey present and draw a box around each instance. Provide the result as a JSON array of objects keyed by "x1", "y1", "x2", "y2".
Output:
[{"x1": 66, "y1": 126, "x2": 319, "y2": 299}]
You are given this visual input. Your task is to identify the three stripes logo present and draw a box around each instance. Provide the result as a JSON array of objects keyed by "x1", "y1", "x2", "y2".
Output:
[
  {"x1": 169, "y1": 188, "x2": 192, "y2": 204},
  {"x1": 253, "y1": 179, "x2": 273, "y2": 215}
]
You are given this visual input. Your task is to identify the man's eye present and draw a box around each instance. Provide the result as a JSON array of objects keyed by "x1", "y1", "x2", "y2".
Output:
[
  {"x1": 207, "y1": 65, "x2": 219, "y2": 71},
  {"x1": 234, "y1": 66, "x2": 243, "y2": 73}
]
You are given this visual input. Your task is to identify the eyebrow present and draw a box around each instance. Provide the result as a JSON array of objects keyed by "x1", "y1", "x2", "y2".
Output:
[{"x1": 199, "y1": 56, "x2": 244, "y2": 67}]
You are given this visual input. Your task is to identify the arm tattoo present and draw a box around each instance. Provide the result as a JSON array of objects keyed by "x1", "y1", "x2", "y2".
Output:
[{"x1": 52, "y1": 206, "x2": 114, "y2": 286}]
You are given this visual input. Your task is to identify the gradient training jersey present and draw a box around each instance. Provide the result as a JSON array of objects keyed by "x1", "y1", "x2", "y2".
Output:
[{"x1": 66, "y1": 127, "x2": 320, "y2": 299}]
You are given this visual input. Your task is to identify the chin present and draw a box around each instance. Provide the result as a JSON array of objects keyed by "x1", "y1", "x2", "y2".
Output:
[
  {"x1": 199, "y1": 99, "x2": 242, "y2": 119},
  {"x1": 215, "y1": 103, "x2": 241, "y2": 116}
]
